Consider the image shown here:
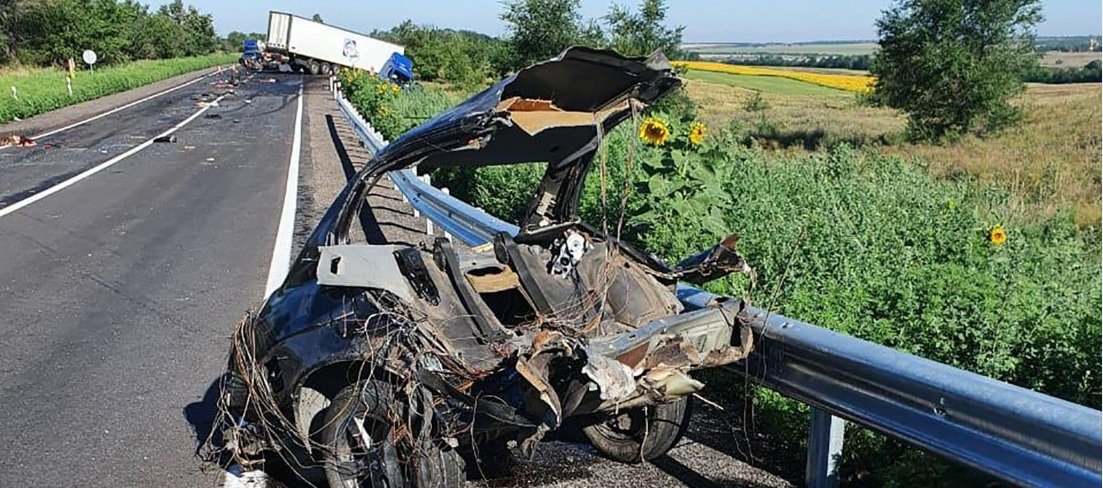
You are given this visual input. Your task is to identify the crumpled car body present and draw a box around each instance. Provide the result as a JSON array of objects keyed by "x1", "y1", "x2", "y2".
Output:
[{"x1": 217, "y1": 47, "x2": 754, "y2": 486}]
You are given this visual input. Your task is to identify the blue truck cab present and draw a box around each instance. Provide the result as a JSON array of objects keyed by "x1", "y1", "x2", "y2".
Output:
[
  {"x1": 379, "y1": 52, "x2": 414, "y2": 86},
  {"x1": 243, "y1": 39, "x2": 262, "y2": 55}
]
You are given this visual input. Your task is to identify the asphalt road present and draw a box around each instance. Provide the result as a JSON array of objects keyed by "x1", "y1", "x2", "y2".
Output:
[{"x1": 0, "y1": 70, "x2": 303, "y2": 487}]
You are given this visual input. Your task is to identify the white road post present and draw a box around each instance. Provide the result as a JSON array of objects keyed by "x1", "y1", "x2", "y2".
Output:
[
  {"x1": 66, "y1": 77, "x2": 73, "y2": 97},
  {"x1": 441, "y1": 188, "x2": 453, "y2": 243}
]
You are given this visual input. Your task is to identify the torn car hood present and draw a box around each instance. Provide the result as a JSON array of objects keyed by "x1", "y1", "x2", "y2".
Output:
[{"x1": 363, "y1": 46, "x2": 680, "y2": 177}]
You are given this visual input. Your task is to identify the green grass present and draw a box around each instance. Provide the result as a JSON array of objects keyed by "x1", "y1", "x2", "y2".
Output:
[
  {"x1": 0, "y1": 53, "x2": 237, "y2": 123},
  {"x1": 683, "y1": 68, "x2": 844, "y2": 96}
]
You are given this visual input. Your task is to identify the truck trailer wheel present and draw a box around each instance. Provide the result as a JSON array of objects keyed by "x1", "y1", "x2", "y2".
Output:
[
  {"x1": 320, "y1": 63, "x2": 333, "y2": 76},
  {"x1": 308, "y1": 60, "x2": 321, "y2": 76},
  {"x1": 581, "y1": 397, "x2": 692, "y2": 463}
]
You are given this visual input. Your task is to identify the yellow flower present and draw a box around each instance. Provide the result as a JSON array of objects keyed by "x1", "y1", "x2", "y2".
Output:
[
  {"x1": 390, "y1": 84, "x2": 400, "y2": 93},
  {"x1": 988, "y1": 225, "x2": 1007, "y2": 246},
  {"x1": 638, "y1": 117, "x2": 670, "y2": 146},
  {"x1": 378, "y1": 106, "x2": 390, "y2": 117},
  {"x1": 688, "y1": 121, "x2": 707, "y2": 146}
]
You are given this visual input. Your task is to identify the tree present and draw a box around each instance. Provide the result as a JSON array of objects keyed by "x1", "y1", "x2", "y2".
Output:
[
  {"x1": 870, "y1": 0, "x2": 1043, "y2": 140},
  {"x1": 311, "y1": 13, "x2": 324, "y2": 23},
  {"x1": 605, "y1": 0, "x2": 684, "y2": 57},
  {"x1": 500, "y1": 0, "x2": 604, "y2": 70}
]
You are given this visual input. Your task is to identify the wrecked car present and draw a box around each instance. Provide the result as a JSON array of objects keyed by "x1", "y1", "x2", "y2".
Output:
[{"x1": 214, "y1": 47, "x2": 754, "y2": 487}]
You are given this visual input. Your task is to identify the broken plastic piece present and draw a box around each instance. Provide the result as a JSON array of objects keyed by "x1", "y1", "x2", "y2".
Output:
[
  {"x1": 153, "y1": 135, "x2": 177, "y2": 143},
  {"x1": 0, "y1": 134, "x2": 36, "y2": 148}
]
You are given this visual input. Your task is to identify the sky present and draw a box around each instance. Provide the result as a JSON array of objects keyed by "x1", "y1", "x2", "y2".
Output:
[{"x1": 142, "y1": 1, "x2": 1102, "y2": 42}]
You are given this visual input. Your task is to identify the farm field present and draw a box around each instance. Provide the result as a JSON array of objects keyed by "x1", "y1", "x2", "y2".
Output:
[
  {"x1": 0, "y1": 53, "x2": 237, "y2": 123},
  {"x1": 677, "y1": 60, "x2": 875, "y2": 92},
  {"x1": 1040, "y1": 50, "x2": 1102, "y2": 67},
  {"x1": 683, "y1": 41, "x2": 878, "y2": 56},
  {"x1": 681, "y1": 69, "x2": 1102, "y2": 225},
  {"x1": 683, "y1": 68, "x2": 845, "y2": 96}
]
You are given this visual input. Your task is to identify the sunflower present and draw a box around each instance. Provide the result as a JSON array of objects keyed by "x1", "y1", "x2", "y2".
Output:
[
  {"x1": 688, "y1": 121, "x2": 707, "y2": 146},
  {"x1": 378, "y1": 106, "x2": 390, "y2": 117},
  {"x1": 390, "y1": 84, "x2": 400, "y2": 93},
  {"x1": 638, "y1": 117, "x2": 670, "y2": 146},
  {"x1": 988, "y1": 225, "x2": 1007, "y2": 246}
]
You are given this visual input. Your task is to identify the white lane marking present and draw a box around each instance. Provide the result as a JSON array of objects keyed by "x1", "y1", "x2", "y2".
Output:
[
  {"x1": 25, "y1": 66, "x2": 222, "y2": 141},
  {"x1": 225, "y1": 79, "x2": 303, "y2": 488},
  {"x1": 263, "y1": 81, "x2": 304, "y2": 297},
  {"x1": 0, "y1": 94, "x2": 227, "y2": 220}
]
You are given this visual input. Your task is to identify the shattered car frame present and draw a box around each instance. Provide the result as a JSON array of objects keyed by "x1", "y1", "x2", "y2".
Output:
[{"x1": 213, "y1": 47, "x2": 754, "y2": 486}]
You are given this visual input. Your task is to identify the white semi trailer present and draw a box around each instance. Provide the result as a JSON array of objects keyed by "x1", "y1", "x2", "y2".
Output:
[{"x1": 265, "y1": 11, "x2": 405, "y2": 76}]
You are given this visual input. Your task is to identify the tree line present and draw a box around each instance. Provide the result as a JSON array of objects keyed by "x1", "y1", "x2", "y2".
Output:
[
  {"x1": 370, "y1": 0, "x2": 684, "y2": 88},
  {"x1": 724, "y1": 54, "x2": 873, "y2": 71},
  {"x1": 1, "y1": 0, "x2": 219, "y2": 66}
]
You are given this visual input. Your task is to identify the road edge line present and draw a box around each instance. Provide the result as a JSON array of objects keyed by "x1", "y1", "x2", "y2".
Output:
[
  {"x1": 263, "y1": 82, "x2": 304, "y2": 297},
  {"x1": 0, "y1": 94, "x2": 227, "y2": 220},
  {"x1": 223, "y1": 79, "x2": 304, "y2": 488},
  {"x1": 27, "y1": 66, "x2": 225, "y2": 141}
]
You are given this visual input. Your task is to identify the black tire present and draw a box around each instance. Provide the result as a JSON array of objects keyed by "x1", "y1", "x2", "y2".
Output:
[
  {"x1": 309, "y1": 60, "x2": 321, "y2": 76},
  {"x1": 321, "y1": 380, "x2": 464, "y2": 488},
  {"x1": 581, "y1": 397, "x2": 692, "y2": 464},
  {"x1": 321, "y1": 63, "x2": 333, "y2": 76}
]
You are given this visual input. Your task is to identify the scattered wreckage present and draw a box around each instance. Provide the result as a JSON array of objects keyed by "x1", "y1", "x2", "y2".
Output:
[
  {"x1": 0, "y1": 134, "x2": 36, "y2": 148},
  {"x1": 210, "y1": 47, "x2": 755, "y2": 487}
]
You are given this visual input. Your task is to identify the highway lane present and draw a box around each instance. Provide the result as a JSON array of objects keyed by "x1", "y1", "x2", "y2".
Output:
[
  {"x1": 0, "y1": 72, "x2": 303, "y2": 487},
  {"x1": 0, "y1": 71, "x2": 235, "y2": 209}
]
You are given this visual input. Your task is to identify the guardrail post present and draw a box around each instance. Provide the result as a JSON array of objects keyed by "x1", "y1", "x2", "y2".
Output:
[
  {"x1": 441, "y1": 188, "x2": 453, "y2": 243},
  {"x1": 806, "y1": 407, "x2": 846, "y2": 488}
]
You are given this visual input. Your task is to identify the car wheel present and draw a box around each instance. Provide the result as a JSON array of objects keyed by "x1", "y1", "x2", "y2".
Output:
[
  {"x1": 322, "y1": 380, "x2": 464, "y2": 488},
  {"x1": 581, "y1": 397, "x2": 692, "y2": 464},
  {"x1": 309, "y1": 60, "x2": 321, "y2": 76},
  {"x1": 321, "y1": 63, "x2": 333, "y2": 76}
]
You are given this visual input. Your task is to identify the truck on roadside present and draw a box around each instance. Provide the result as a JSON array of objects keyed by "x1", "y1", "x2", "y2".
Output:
[
  {"x1": 263, "y1": 11, "x2": 409, "y2": 80},
  {"x1": 239, "y1": 39, "x2": 266, "y2": 70}
]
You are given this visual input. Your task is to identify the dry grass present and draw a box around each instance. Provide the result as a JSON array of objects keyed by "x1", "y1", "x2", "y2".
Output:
[
  {"x1": 684, "y1": 75, "x2": 1102, "y2": 225},
  {"x1": 1040, "y1": 51, "x2": 1102, "y2": 68}
]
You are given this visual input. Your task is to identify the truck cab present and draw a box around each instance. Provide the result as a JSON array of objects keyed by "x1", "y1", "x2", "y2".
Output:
[{"x1": 379, "y1": 52, "x2": 414, "y2": 86}]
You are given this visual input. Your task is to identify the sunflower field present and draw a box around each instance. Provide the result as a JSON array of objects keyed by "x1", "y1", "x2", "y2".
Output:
[{"x1": 676, "y1": 60, "x2": 876, "y2": 93}]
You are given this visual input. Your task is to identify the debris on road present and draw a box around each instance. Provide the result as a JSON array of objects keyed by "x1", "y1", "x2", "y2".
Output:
[
  {"x1": 257, "y1": 78, "x2": 277, "y2": 83},
  {"x1": 204, "y1": 48, "x2": 754, "y2": 488},
  {"x1": 205, "y1": 114, "x2": 222, "y2": 120},
  {"x1": 153, "y1": 135, "x2": 177, "y2": 143},
  {"x1": 0, "y1": 134, "x2": 36, "y2": 148}
]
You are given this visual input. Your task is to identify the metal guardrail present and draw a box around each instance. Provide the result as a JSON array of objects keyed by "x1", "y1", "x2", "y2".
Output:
[{"x1": 331, "y1": 80, "x2": 1103, "y2": 488}]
